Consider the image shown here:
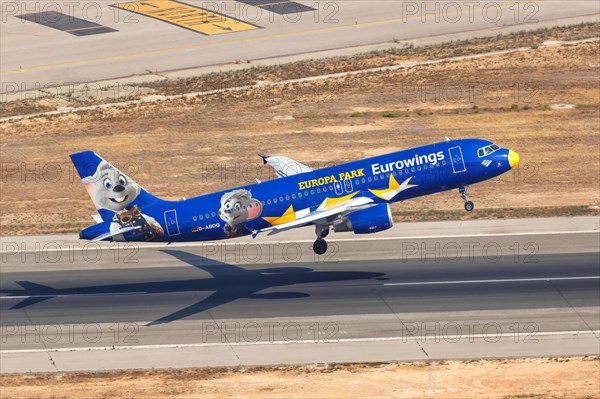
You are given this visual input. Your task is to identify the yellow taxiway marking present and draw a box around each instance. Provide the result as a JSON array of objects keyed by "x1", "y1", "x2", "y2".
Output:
[
  {"x1": 112, "y1": 0, "x2": 259, "y2": 35},
  {"x1": 1, "y1": 1, "x2": 541, "y2": 74}
]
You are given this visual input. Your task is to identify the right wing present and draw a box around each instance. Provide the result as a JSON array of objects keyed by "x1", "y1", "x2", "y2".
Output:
[
  {"x1": 255, "y1": 195, "x2": 374, "y2": 237},
  {"x1": 260, "y1": 155, "x2": 313, "y2": 178}
]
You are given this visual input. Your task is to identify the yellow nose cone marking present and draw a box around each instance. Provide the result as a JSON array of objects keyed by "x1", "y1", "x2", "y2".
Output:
[{"x1": 508, "y1": 150, "x2": 520, "y2": 169}]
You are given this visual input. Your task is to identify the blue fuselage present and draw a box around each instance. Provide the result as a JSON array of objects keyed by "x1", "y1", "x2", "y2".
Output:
[{"x1": 80, "y1": 138, "x2": 515, "y2": 242}]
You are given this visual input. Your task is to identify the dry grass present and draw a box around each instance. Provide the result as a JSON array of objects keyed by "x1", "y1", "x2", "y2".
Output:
[
  {"x1": 1, "y1": 38, "x2": 598, "y2": 236},
  {"x1": 0, "y1": 356, "x2": 598, "y2": 399}
]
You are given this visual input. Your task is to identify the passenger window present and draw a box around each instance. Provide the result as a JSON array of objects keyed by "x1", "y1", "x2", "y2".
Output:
[
  {"x1": 199, "y1": 214, "x2": 204, "y2": 220},
  {"x1": 273, "y1": 198, "x2": 278, "y2": 204},
  {"x1": 205, "y1": 213, "x2": 210, "y2": 219},
  {"x1": 285, "y1": 195, "x2": 290, "y2": 201},
  {"x1": 292, "y1": 194, "x2": 296, "y2": 199},
  {"x1": 211, "y1": 212, "x2": 216, "y2": 217},
  {"x1": 267, "y1": 199, "x2": 272, "y2": 204},
  {"x1": 279, "y1": 196, "x2": 284, "y2": 202},
  {"x1": 317, "y1": 188, "x2": 321, "y2": 194},
  {"x1": 193, "y1": 216, "x2": 197, "y2": 222},
  {"x1": 310, "y1": 190, "x2": 315, "y2": 195},
  {"x1": 298, "y1": 192, "x2": 303, "y2": 198}
]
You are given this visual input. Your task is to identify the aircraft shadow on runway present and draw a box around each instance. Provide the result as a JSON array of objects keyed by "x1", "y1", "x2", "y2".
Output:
[{"x1": 1, "y1": 250, "x2": 386, "y2": 325}]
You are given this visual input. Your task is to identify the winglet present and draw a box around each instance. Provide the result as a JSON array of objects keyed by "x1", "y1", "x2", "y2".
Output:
[{"x1": 258, "y1": 154, "x2": 269, "y2": 165}]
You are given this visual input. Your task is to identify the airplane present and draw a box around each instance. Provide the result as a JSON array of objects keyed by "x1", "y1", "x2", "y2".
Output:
[{"x1": 70, "y1": 138, "x2": 519, "y2": 255}]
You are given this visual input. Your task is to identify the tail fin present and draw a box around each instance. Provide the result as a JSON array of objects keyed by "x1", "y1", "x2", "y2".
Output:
[{"x1": 70, "y1": 151, "x2": 163, "y2": 222}]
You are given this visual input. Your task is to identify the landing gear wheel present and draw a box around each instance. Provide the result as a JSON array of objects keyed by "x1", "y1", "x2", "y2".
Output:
[
  {"x1": 313, "y1": 239, "x2": 328, "y2": 255},
  {"x1": 320, "y1": 228, "x2": 330, "y2": 238},
  {"x1": 459, "y1": 186, "x2": 474, "y2": 212},
  {"x1": 464, "y1": 201, "x2": 474, "y2": 212}
]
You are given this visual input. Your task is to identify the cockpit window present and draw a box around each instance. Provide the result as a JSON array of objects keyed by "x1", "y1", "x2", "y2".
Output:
[{"x1": 477, "y1": 144, "x2": 500, "y2": 157}]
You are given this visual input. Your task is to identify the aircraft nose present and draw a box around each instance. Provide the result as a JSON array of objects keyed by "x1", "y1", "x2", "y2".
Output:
[{"x1": 508, "y1": 150, "x2": 520, "y2": 169}]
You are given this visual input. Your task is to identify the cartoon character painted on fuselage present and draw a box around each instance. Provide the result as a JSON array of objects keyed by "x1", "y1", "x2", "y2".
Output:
[
  {"x1": 83, "y1": 161, "x2": 164, "y2": 241},
  {"x1": 218, "y1": 189, "x2": 263, "y2": 238}
]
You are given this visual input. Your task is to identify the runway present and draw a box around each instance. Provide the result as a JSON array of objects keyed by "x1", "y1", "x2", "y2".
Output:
[
  {"x1": 0, "y1": 217, "x2": 598, "y2": 372},
  {"x1": 1, "y1": 0, "x2": 598, "y2": 91}
]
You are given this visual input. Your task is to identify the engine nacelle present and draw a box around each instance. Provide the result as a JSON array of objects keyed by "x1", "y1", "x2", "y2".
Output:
[{"x1": 332, "y1": 203, "x2": 393, "y2": 234}]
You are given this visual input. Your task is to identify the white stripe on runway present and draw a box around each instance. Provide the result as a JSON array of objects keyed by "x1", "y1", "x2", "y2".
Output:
[
  {"x1": 0, "y1": 291, "x2": 147, "y2": 300},
  {"x1": 2, "y1": 330, "x2": 598, "y2": 354},
  {"x1": 1, "y1": 230, "x2": 597, "y2": 254},
  {"x1": 384, "y1": 276, "x2": 600, "y2": 286},
  {"x1": 2, "y1": 276, "x2": 596, "y2": 300}
]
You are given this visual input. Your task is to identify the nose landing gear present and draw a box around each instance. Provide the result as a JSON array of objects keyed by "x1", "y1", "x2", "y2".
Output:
[
  {"x1": 313, "y1": 225, "x2": 330, "y2": 255},
  {"x1": 459, "y1": 186, "x2": 474, "y2": 212}
]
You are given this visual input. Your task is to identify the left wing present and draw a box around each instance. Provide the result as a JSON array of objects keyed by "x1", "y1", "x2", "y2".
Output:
[
  {"x1": 260, "y1": 154, "x2": 313, "y2": 178},
  {"x1": 254, "y1": 195, "x2": 373, "y2": 237}
]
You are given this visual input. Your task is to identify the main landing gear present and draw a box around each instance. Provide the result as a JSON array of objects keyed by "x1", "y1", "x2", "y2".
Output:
[
  {"x1": 313, "y1": 225, "x2": 330, "y2": 255},
  {"x1": 459, "y1": 186, "x2": 474, "y2": 212}
]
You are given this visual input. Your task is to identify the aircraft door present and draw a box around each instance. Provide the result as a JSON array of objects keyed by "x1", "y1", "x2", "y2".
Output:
[
  {"x1": 164, "y1": 210, "x2": 181, "y2": 236},
  {"x1": 343, "y1": 178, "x2": 353, "y2": 193},
  {"x1": 334, "y1": 181, "x2": 344, "y2": 195},
  {"x1": 448, "y1": 146, "x2": 466, "y2": 173}
]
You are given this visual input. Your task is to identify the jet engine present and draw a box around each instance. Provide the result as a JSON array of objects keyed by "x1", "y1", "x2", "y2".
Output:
[{"x1": 332, "y1": 203, "x2": 393, "y2": 234}]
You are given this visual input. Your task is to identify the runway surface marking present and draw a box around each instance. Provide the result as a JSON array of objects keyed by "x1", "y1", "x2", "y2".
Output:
[
  {"x1": 0, "y1": 292, "x2": 147, "y2": 300},
  {"x1": 112, "y1": 0, "x2": 260, "y2": 35},
  {"x1": 383, "y1": 276, "x2": 600, "y2": 286},
  {"x1": 1, "y1": 230, "x2": 597, "y2": 254},
  {"x1": 15, "y1": 11, "x2": 118, "y2": 36},
  {"x1": 0, "y1": 0, "x2": 539, "y2": 73},
  {"x1": 3, "y1": 330, "x2": 598, "y2": 354},
  {"x1": 236, "y1": 0, "x2": 316, "y2": 15},
  {"x1": 1, "y1": 276, "x2": 597, "y2": 301}
]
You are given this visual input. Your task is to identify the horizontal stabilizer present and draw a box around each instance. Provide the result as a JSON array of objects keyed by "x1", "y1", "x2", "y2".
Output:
[{"x1": 91, "y1": 226, "x2": 141, "y2": 242}]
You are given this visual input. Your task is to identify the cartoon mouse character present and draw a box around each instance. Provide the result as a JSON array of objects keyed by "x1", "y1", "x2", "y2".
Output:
[
  {"x1": 218, "y1": 190, "x2": 263, "y2": 238},
  {"x1": 83, "y1": 162, "x2": 164, "y2": 242}
]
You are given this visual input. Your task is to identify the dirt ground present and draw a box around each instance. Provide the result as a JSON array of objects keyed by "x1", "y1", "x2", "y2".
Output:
[
  {"x1": 0, "y1": 357, "x2": 598, "y2": 399},
  {"x1": 0, "y1": 29, "x2": 599, "y2": 235}
]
